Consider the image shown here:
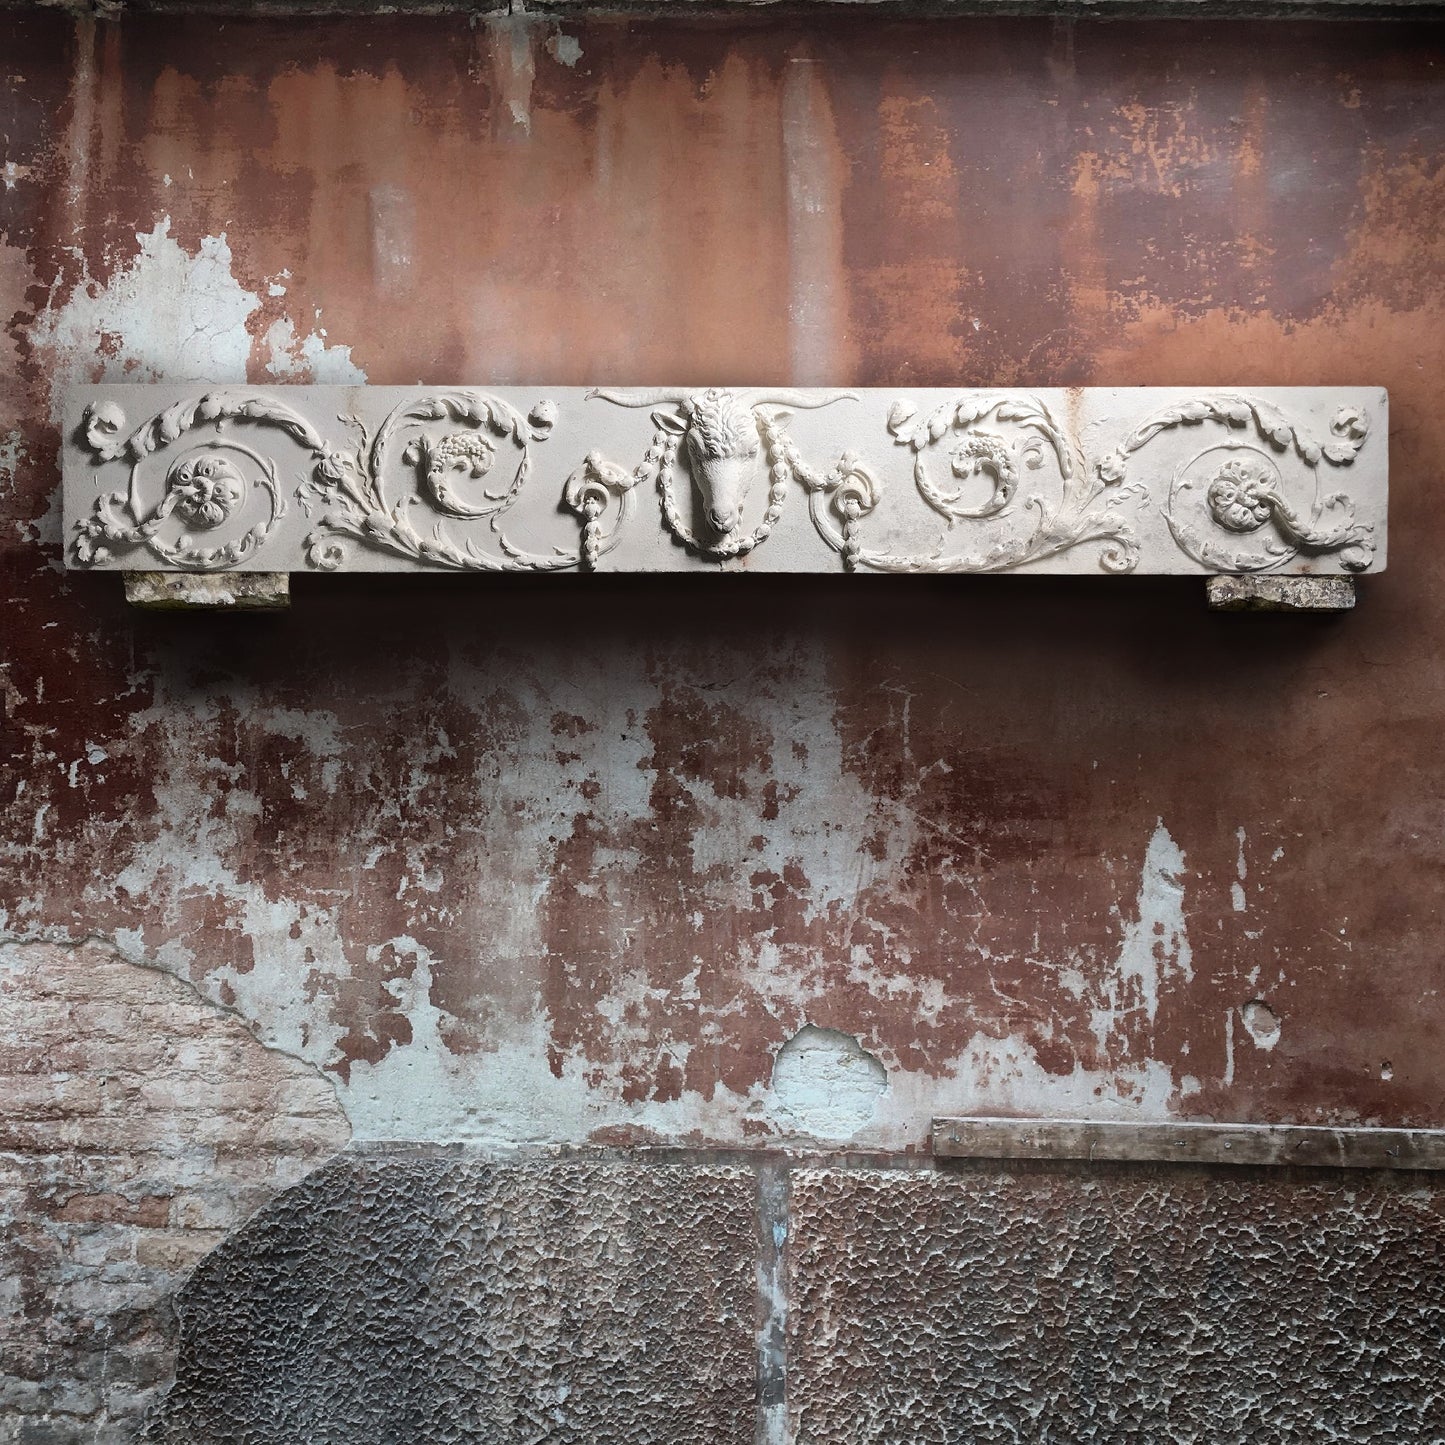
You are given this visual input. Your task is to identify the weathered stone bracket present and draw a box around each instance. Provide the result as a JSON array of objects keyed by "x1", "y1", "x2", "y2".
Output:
[
  {"x1": 64, "y1": 384, "x2": 1387, "y2": 583},
  {"x1": 934, "y1": 1116, "x2": 1445, "y2": 1170},
  {"x1": 1206, "y1": 574, "x2": 1356, "y2": 612},
  {"x1": 122, "y1": 571, "x2": 290, "y2": 610}
]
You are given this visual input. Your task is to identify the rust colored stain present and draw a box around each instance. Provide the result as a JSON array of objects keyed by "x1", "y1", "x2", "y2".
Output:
[{"x1": 4, "y1": 11, "x2": 1445, "y2": 1143}]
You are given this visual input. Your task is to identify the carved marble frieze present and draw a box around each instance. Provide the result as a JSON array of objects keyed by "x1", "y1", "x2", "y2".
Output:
[{"x1": 61, "y1": 386, "x2": 1388, "y2": 576}]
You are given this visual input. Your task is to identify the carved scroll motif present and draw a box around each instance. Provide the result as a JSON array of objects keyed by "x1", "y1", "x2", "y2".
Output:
[
  {"x1": 1096, "y1": 394, "x2": 1376, "y2": 574},
  {"x1": 66, "y1": 386, "x2": 1384, "y2": 576}
]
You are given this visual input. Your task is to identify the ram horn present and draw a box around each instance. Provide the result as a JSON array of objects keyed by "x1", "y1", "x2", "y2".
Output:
[
  {"x1": 744, "y1": 390, "x2": 860, "y2": 410},
  {"x1": 588, "y1": 388, "x2": 697, "y2": 410}
]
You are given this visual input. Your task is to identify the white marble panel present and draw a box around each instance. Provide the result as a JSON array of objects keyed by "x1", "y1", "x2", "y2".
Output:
[{"x1": 62, "y1": 385, "x2": 1387, "y2": 576}]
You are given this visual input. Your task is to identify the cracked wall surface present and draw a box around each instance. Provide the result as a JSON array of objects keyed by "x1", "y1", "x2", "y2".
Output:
[
  {"x1": 3, "y1": 7, "x2": 1445, "y2": 1441},
  {"x1": 145, "y1": 1155, "x2": 757, "y2": 1444},
  {"x1": 787, "y1": 1167, "x2": 1445, "y2": 1443}
]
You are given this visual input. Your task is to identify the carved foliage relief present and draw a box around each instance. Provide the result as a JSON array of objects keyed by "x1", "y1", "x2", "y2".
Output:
[{"x1": 64, "y1": 386, "x2": 1387, "y2": 576}]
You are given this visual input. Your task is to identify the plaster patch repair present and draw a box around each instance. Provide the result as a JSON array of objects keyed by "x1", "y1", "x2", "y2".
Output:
[
  {"x1": 1241, "y1": 998, "x2": 1282, "y2": 1050},
  {"x1": 787, "y1": 1169, "x2": 1445, "y2": 1444},
  {"x1": 771, "y1": 1026, "x2": 888, "y2": 1138},
  {"x1": 144, "y1": 1155, "x2": 757, "y2": 1445}
]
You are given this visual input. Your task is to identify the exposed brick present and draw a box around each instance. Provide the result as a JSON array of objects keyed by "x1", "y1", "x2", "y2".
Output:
[
  {"x1": 47, "y1": 1191, "x2": 173, "y2": 1226},
  {"x1": 0, "y1": 940, "x2": 349, "y2": 1441}
]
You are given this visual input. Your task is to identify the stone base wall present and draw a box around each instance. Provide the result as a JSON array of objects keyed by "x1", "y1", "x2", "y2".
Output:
[{"x1": 138, "y1": 1151, "x2": 1445, "y2": 1442}]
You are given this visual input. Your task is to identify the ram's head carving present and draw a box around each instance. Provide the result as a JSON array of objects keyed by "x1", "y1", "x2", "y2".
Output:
[{"x1": 591, "y1": 388, "x2": 857, "y2": 537}]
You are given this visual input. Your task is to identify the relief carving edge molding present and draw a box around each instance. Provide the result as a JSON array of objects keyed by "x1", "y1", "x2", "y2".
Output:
[{"x1": 61, "y1": 385, "x2": 1387, "y2": 577}]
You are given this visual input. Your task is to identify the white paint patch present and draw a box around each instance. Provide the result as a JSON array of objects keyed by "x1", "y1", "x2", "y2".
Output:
[
  {"x1": 489, "y1": 17, "x2": 536, "y2": 137},
  {"x1": 263, "y1": 317, "x2": 367, "y2": 383},
  {"x1": 1111, "y1": 821, "x2": 1191, "y2": 1027},
  {"x1": 1087, "y1": 821, "x2": 1192, "y2": 1053},
  {"x1": 548, "y1": 31, "x2": 582, "y2": 67},
  {"x1": 770, "y1": 1026, "x2": 888, "y2": 1139},
  {"x1": 28, "y1": 217, "x2": 364, "y2": 414},
  {"x1": 1232, "y1": 825, "x2": 1248, "y2": 911},
  {"x1": 30, "y1": 219, "x2": 255, "y2": 416}
]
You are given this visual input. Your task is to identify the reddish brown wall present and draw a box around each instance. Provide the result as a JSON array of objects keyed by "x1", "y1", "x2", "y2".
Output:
[{"x1": 2, "y1": 11, "x2": 1444, "y2": 1439}]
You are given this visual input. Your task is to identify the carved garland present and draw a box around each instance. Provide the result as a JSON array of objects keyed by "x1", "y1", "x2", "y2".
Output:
[{"x1": 71, "y1": 388, "x2": 1377, "y2": 576}]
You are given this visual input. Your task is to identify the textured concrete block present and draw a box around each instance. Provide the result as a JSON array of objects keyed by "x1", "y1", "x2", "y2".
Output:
[
  {"x1": 788, "y1": 1167, "x2": 1445, "y2": 1444},
  {"x1": 144, "y1": 1154, "x2": 756, "y2": 1444}
]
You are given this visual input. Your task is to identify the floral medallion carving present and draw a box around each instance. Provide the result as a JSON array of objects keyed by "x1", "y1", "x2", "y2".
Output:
[
  {"x1": 72, "y1": 393, "x2": 296, "y2": 570},
  {"x1": 166, "y1": 451, "x2": 246, "y2": 530},
  {"x1": 65, "y1": 385, "x2": 1387, "y2": 578}
]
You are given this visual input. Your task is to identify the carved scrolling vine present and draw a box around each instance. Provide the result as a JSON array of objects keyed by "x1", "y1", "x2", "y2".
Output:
[{"x1": 66, "y1": 386, "x2": 1384, "y2": 576}]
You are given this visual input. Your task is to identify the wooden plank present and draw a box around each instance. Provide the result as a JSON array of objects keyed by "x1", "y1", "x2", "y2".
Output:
[{"x1": 932, "y1": 1117, "x2": 1445, "y2": 1171}]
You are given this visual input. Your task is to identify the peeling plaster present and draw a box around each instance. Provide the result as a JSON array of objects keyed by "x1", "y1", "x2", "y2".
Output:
[
  {"x1": 1093, "y1": 820, "x2": 1193, "y2": 1043},
  {"x1": 29, "y1": 220, "x2": 257, "y2": 414},
  {"x1": 26, "y1": 218, "x2": 365, "y2": 417},
  {"x1": 263, "y1": 317, "x2": 367, "y2": 382},
  {"x1": 6, "y1": 642, "x2": 1212, "y2": 1149}
]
